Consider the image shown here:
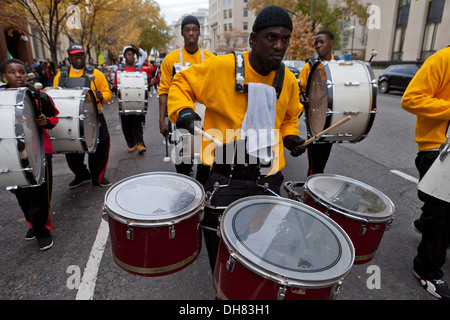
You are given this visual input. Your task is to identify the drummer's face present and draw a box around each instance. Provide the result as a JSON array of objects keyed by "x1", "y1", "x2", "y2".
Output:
[
  {"x1": 69, "y1": 52, "x2": 86, "y2": 69},
  {"x1": 182, "y1": 24, "x2": 200, "y2": 47},
  {"x1": 3, "y1": 63, "x2": 27, "y2": 88},
  {"x1": 314, "y1": 34, "x2": 333, "y2": 60}
]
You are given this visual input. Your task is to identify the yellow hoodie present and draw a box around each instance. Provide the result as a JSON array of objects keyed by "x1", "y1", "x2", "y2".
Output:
[
  {"x1": 168, "y1": 51, "x2": 302, "y2": 175},
  {"x1": 401, "y1": 47, "x2": 450, "y2": 151}
]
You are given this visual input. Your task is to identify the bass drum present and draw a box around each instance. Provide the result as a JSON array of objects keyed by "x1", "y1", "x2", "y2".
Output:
[
  {"x1": 0, "y1": 88, "x2": 45, "y2": 190},
  {"x1": 306, "y1": 60, "x2": 377, "y2": 143},
  {"x1": 103, "y1": 172, "x2": 205, "y2": 277},
  {"x1": 45, "y1": 88, "x2": 98, "y2": 153},
  {"x1": 213, "y1": 196, "x2": 354, "y2": 300},
  {"x1": 117, "y1": 71, "x2": 148, "y2": 115}
]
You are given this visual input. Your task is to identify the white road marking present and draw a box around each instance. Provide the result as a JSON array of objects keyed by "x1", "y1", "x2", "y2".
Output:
[
  {"x1": 390, "y1": 170, "x2": 419, "y2": 184},
  {"x1": 75, "y1": 218, "x2": 109, "y2": 300}
]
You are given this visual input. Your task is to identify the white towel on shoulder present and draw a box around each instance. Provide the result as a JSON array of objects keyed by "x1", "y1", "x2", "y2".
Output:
[{"x1": 241, "y1": 83, "x2": 277, "y2": 163}]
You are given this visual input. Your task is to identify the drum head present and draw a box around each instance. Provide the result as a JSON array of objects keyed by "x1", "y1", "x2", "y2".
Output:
[
  {"x1": 81, "y1": 90, "x2": 98, "y2": 152},
  {"x1": 305, "y1": 174, "x2": 395, "y2": 222},
  {"x1": 306, "y1": 62, "x2": 330, "y2": 135},
  {"x1": 20, "y1": 89, "x2": 44, "y2": 184},
  {"x1": 104, "y1": 172, "x2": 205, "y2": 224},
  {"x1": 220, "y1": 196, "x2": 354, "y2": 287}
]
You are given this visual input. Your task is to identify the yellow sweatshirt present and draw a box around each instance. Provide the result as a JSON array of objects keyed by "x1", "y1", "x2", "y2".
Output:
[
  {"x1": 168, "y1": 51, "x2": 302, "y2": 175},
  {"x1": 401, "y1": 46, "x2": 450, "y2": 151},
  {"x1": 53, "y1": 67, "x2": 112, "y2": 111},
  {"x1": 158, "y1": 46, "x2": 214, "y2": 96}
]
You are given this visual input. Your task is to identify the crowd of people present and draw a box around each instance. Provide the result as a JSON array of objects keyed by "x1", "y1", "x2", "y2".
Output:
[{"x1": 1, "y1": 5, "x2": 449, "y2": 300}]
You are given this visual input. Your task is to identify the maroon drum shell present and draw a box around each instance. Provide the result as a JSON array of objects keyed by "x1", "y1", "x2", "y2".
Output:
[
  {"x1": 108, "y1": 214, "x2": 202, "y2": 277},
  {"x1": 214, "y1": 241, "x2": 337, "y2": 300},
  {"x1": 103, "y1": 172, "x2": 205, "y2": 277}
]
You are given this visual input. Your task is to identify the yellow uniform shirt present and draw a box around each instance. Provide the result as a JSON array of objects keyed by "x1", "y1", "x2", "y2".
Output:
[
  {"x1": 401, "y1": 47, "x2": 450, "y2": 151},
  {"x1": 158, "y1": 46, "x2": 214, "y2": 96},
  {"x1": 53, "y1": 67, "x2": 112, "y2": 111},
  {"x1": 168, "y1": 51, "x2": 302, "y2": 175}
]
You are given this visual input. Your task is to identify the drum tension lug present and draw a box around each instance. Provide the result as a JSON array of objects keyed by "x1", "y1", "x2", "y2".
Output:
[
  {"x1": 226, "y1": 255, "x2": 235, "y2": 273},
  {"x1": 359, "y1": 223, "x2": 367, "y2": 236},
  {"x1": 169, "y1": 224, "x2": 176, "y2": 239},
  {"x1": 277, "y1": 286, "x2": 287, "y2": 300}
]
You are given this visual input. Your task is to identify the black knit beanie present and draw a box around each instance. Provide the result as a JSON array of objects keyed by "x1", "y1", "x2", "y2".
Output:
[
  {"x1": 181, "y1": 15, "x2": 200, "y2": 30},
  {"x1": 252, "y1": 5, "x2": 293, "y2": 32}
]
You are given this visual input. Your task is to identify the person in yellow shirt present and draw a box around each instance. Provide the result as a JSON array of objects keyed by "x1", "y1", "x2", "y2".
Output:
[
  {"x1": 401, "y1": 46, "x2": 450, "y2": 300},
  {"x1": 53, "y1": 44, "x2": 113, "y2": 188},
  {"x1": 298, "y1": 30, "x2": 337, "y2": 176},
  {"x1": 158, "y1": 15, "x2": 214, "y2": 181},
  {"x1": 168, "y1": 6, "x2": 306, "y2": 272}
]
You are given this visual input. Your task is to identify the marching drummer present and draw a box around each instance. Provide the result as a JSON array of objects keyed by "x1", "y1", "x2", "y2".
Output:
[
  {"x1": 158, "y1": 15, "x2": 214, "y2": 183},
  {"x1": 168, "y1": 5, "x2": 307, "y2": 272},
  {"x1": 298, "y1": 30, "x2": 339, "y2": 176},
  {"x1": 1, "y1": 58, "x2": 59, "y2": 251},
  {"x1": 113, "y1": 44, "x2": 148, "y2": 154},
  {"x1": 401, "y1": 46, "x2": 450, "y2": 300},
  {"x1": 53, "y1": 44, "x2": 113, "y2": 189}
]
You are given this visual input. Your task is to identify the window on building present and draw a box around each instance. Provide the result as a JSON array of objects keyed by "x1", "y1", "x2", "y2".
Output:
[
  {"x1": 391, "y1": 0, "x2": 410, "y2": 61},
  {"x1": 224, "y1": 24, "x2": 227, "y2": 32},
  {"x1": 420, "y1": 0, "x2": 445, "y2": 60},
  {"x1": 223, "y1": 10, "x2": 227, "y2": 19},
  {"x1": 229, "y1": 23, "x2": 232, "y2": 31},
  {"x1": 243, "y1": 8, "x2": 248, "y2": 17},
  {"x1": 243, "y1": 22, "x2": 248, "y2": 31},
  {"x1": 228, "y1": 9, "x2": 232, "y2": 18}
]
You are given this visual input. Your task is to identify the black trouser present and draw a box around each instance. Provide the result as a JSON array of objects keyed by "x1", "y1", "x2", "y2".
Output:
[
  {"x1": 307, "y1": 142, "x2": 333, "y2": 176},
  {"x1": 202, "y1": 171, "x2": 284, "y2": 272},
  {"x1": 13, "y1": 154, "x2": 53, "y2": 238},
  {"x1": 120, "y1": 114, "x2": 145, "y2": 148},
  {"x1": 65, "y1": 113, "x2": 110, "y2": 184},
  {"x1": 413, "y1": 150, "x2": 450, "y2": 279}
]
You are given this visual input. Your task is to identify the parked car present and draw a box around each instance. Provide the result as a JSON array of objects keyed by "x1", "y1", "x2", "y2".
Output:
[
  {"x1": 378, "y1": 64, "x2": 420, "y2": 94},
  {"x1": 284, "y1": 60, "x2": 306, "y2": 72}
]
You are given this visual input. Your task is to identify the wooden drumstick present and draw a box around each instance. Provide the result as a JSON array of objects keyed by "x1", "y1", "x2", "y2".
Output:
[
  {"x1": 163, "y1": 134, "x2": 171, "y2": 163},
  {"x1": 194, "y1": 126, "x2": 223, "y2": 147},
  {"x1": 298, "y1": 115, "x2": 352, "y2": 147}
]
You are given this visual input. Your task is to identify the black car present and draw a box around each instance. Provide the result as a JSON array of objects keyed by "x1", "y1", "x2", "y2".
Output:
[{"x1": 378, "y1": 64, "x2": 420, "y2": 94}]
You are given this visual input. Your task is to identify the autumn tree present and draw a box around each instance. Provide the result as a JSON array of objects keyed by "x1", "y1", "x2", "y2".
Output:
[
  {"x1": 2, "y1": 0, "x2": 86, "y2": 66},
  {"x1": 286, "y1": 12, "x2": 316, "y2": 60}
]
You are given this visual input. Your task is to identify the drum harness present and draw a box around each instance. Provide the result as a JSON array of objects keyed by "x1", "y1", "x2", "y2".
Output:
[{"x1": 205, "y1": 51, "x2": 286, "y2": 211}]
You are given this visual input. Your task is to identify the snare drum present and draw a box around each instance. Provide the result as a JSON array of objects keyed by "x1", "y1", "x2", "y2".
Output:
[
  {"x1": 418, "y1": 139, "x2": 450, "y2": 202},
  {"x1": 103, "y1": 172, "x2": 205, "y2": 277},
  {"x1": 117, "y1": 71, "x2": 148, "y2": 114},
  {"x1": 286, "y1": 174, "x2": 395, "y2": 264},
  {"x1": 0, "y1": 88, "x2": 45, "y2": 190},
  {"x1": 213, "y1": 196, "x2": 354, "y2": 300},
  {"x1": 45, "y1": 88, "x2": 98, "y2": 153},
  {"x1": 306, "y1": 60, "x2": 377, "y2": 143}
]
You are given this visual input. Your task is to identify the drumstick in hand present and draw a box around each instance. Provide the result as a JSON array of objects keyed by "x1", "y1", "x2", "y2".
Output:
[
  {"x1": 298, "y1": 115, "x2": 352, "y2": 147},
  {"x1": 194, "y1": 126, "x2": 223, "y2": 147}
]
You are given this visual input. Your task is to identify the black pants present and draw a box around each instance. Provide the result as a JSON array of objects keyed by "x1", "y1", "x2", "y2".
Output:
[
  {"x1": 307, "y1": 142, "x2": 333, "y2": 176},
  {"x1": 120, "y1": 114, "x2": 145, "y2": 148},
  {"x1": 413, "y1": 150, "x2": 450, "y2": 279},
  {"x1": 13, "y1": 154, "x2": 53, "y2": 238},
  {"x1": 65, "y1": 113, "x2": 110, "y2": 184},
  {"x1": 202, "y1": 171, "x2": 284, "y2": 272}
]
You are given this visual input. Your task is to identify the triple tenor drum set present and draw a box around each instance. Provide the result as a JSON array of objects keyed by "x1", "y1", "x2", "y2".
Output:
[{"x1": 1, "y1": 58, "x2": 447, "y2": 300}]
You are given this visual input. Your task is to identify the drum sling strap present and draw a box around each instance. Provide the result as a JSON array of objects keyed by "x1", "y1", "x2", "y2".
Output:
[
  {"x1": 172, "y1": 48, "x2": 205, "y2": 77},
  {"x1": 59, "y1": 65, "x2": 95, "y2": 88}
]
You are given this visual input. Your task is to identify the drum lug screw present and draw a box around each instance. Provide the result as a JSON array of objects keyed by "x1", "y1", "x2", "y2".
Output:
[
  {"x1": 169, "y1": 224, "x2": 176, "y2": 239},
  {"x1": 277, "y1": 286, "x2": 287, "y2": 300},
  {"x1": 126, "y1": 225, "x2": 134, "y2": 240},
  {"x1": 226, "y1": 255, "x2": 235, "y2": 273},
  {"x1": 359, "y1": 223, "x2": 367, "y2": 236}
]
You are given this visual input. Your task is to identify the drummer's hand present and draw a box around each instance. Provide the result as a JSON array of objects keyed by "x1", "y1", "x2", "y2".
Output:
[
  {"x1": 35, "y1": 114, "x2": 48, "y2": 127},
  {"x1": 300, "y1": 95, "x2": 310, "y2": 109},
  {"x1": 159, "y1": 120, "x2": 169, "y2": 137},
  {"x1": 95, "y1": 90, "x2": 103, "y2": 103},
  {"x1": 176, "y1": 108, "x2": 202, "y2": 135},
  {"x1": 284, "y1": 135, "x2": 307, "y2": 157}
]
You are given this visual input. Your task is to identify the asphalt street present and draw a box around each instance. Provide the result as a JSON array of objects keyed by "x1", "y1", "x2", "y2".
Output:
[{"x1": 0, "y1": 84, "x2": 447, "y2": 302}]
